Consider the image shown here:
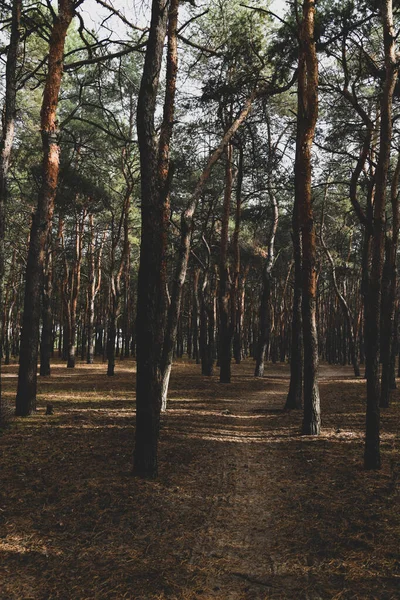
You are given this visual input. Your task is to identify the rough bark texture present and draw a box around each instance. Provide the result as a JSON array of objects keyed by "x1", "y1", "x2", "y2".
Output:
[
  {"x1": 364, "y1": 0, "x2": 398, "y2": 469},
  {"x1": 16, "y1": 0, "x2": 74, "y2": 416},
  {"x1": 296, "y1": 0, "x2": 320, "y2": 435},
  {"x1": 134, "y1": 0, "x2": 170, "y2": 478},
  {"x1": 0, "y1": 0, "x2": 21, "y2": 414}
]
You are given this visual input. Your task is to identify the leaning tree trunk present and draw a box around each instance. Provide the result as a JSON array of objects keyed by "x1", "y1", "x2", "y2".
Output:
[
  {"x1": 160, "y1": 94, "x2": 257, "y2": 408},
  {"x1": 16, "y1": 0, "x2": 74, "y2": 416},
  {"x1": 296, "y1": 0, "x2": 320, "y2": 435},
  {"x1": 364, "y1": 0, "x2": 398, "y2": 469}
]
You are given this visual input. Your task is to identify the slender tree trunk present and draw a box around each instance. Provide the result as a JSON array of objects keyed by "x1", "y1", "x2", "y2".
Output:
[
  {"x1": 285, "y1": 203, "x2": 303, "y2": 408},
  {"x1": 234, "y1": 264, "x2": 249, "y2": 363},
  {"x1": 254, "y1": 169, "x2": 278, "y2": 377},
  {"x1": 364, "y1": 0, "x2": 398, "y2": 469},
  {"x1": 219, "y1": 144, "x2": 233, "y2": 383},
  {"x1": 380, "y1": 152, "x2": 400, "y2": 406},
  {"x1": 296, "y1": 0, "x2": 320, "y2": 434},
  {"x1": 87, "y1": 215, "x2": 96, "y2": 364},
  {"x1": 320, "y1": 195, "x2": 360, "y2": 377},
  {"x1": 0, "y1": 0, "x2": 21, "y2": 417},
  {"x1": 232, "y1": 145, "x2": 243, "y2": 365},
  {"x1": 68, "y1": 211, "x2": 86, "y2": 368},
  {"x1": 40, "y1": 238, "x2": 53, "y2": 376},
  {"x1": 16, "y1": 0, "x2": 74, "y2": 416},
  {"x1": 192, "y1": 268, "x2": 200, "y2": 362}
]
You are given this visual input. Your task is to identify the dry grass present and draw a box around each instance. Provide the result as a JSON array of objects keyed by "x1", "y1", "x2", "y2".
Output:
[{"x1": 0, "y1": 358, "x2": 399, "y2": 599}]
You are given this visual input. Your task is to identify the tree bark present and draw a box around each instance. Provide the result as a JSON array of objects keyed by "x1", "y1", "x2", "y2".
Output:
[
  {"x1": 285, "y1": 206, "x2": 303, "y2": 410},
  {"x1": 0, "y1": 0, "x2": 21, "y2": 417},
  {"x1": 364, "y1": 0, "x2": 398, "y2": 469},
  {"x1": 86, "y1": 215, "x2": 104, "y2": 364},
  {"x1": 232, "y1": 145, "x2": 243, "y2": 365},
  {"x1": 296, "y1": 0, "x2": 320, "y2": 435},
  {"x1": 16, "y1": 0, "x2": 75, "y2": 416},
  {"x1": 380, "y1": 152, "x2": 400, "y2": 406},
  {"x1": 134, "y1": 0, "x2": 170, "y2": 478},
  {"x1": 219, "y1": 144, "x2": 233, "y2": 383},
  {"x1": 320, "y1": 189, "x2": 360, "y2": 377},
  {"x1": 254, "y1": 147, "x2": 279, "y2": 377},
  {"x1": 160, "y1": 94, "x2": 257, "y2": 407},
  {"x1": 40, "y1": 236, "x2": 53, "y2": 376}
]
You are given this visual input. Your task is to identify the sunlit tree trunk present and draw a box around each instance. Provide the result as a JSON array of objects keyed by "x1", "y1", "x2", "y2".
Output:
[{"x1": 16, "y1": 0, "x2": 75, "y2": 416}]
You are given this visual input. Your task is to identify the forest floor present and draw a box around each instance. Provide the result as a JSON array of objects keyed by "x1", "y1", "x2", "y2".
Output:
[{"x1": 0, "y1": 359, "x2": 400, "y2": 600}]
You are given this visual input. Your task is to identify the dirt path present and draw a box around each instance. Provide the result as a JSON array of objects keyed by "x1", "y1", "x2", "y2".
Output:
[{"x1": 0, "y1": 359, "x2": 399, "y2": 599}]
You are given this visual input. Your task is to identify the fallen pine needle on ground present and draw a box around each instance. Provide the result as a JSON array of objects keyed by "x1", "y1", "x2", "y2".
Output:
[{"x1": 0, "y1": 359, "x2": 399, "y2": 599}]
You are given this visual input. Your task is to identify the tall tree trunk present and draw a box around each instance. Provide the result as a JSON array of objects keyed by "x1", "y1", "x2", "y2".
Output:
[
  {"x1": 231, "y1": 145, "x2": 243, "y2": 366},
  {"x1": 234, "y1": 264, "x2": 249, "y2": 363},
  {"x1": 254, "y1": 156, "x2": 279, "y2": 377},
  {"x1": 364, "y1": 0, "x2": 398, "y2": 469},
  {"x1": 68, "y1": 210, "x2": 86, "y2": 368},
  {"x1": 108, "y1": 192, "x2": 131, "y2": 376},
  {"x1": 296, "y1": 0, "x2": 320, "y2": 435},
  {"x1": 86, "y1": 215, "x2": 104, "y2": 364},
  {"x1": 40, "y1": 237, "x2": 53, "y2": 376},
  {"x1": 320, "y1": 190, "x2": 360, "y2": 377},
  {"x1": 219, "y1": 144, "x2": 233, "y2": 384},
  {"x1": 286, "y1": 203, "x2": 304, "y2": 409},
  {"x1": 16, "y1": 0, "x2": 75, "y2": 416},
  {"x1": 380, "y1": 152, "x2": 400, "y2": 406},
  {"x1": 134, "y1": 0, "x2": 170, "y2": 478},
  {"x1": 192, "y1": 267, "x2": 200, "y2": 363},
  {"x1": 0, "y1": 0, "x2": 21, "y2": 417}
]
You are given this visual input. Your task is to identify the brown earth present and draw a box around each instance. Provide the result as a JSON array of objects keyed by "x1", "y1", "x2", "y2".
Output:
[{"x1": 0, "y1": 359, "x2": 399, "y2": 599}]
